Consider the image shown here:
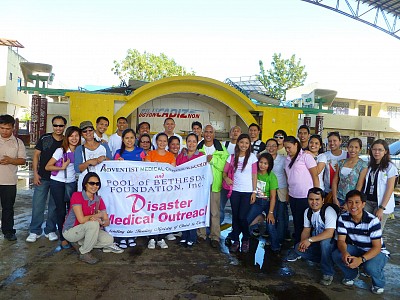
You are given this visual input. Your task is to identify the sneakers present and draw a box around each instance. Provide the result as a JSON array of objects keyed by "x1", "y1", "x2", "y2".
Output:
[
  {"x1": 79, "y1": 253, "x2": 98, "y2": 264},
  {"x1": 4, "y1": 233, "x2": 17, "y2": 241},
  {"x1": 45, "y1": 232, "x2": 58, "y2": 241},
  {"x1": 103, "y1": 243, "x2": 124, "y2": 254},
  {"x1": 148, "y1": 239, "x2": 156, "y2": 249},
  {"x1": 118, "y1": 239, "x2": 128, "y2": 249},
  {"x1": 166, "y1": 233, "x2": 176, "y2": 241},
  {"x1": 320, "y1": 275, "x2": 334, "y2": 286},
  {"x1": 241, "y1": 240, "x2": 250, "y2": 253},
  {"x1": 128, "y1": 238, "x2": 136, "y2": 247},
  {"x1": 341, "y1": 273, "x2": 359, "y2": 286},
  {"x1": 286, "y1": 250, "x2": 301, "y2": 262},
  {"x1": 371, "y1": 286, "x2": 384, "y2": 295},
  {"x1": 224, "y1": 236, "x2": 232, "y2": 247},
  {"x1": 26, "y1": 233, "x2": 40, "y2": 243},
  {"x1": 229, "y1": 241, "x2": 240, "y2": 253},
  {"x1": 157, "y1": 239, "x2": 168, "y2": 249}
]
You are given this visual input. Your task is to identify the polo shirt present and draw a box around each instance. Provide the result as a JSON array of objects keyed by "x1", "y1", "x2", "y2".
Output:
[{"x1": 0, "y1": 135, "x2": 26, "y2": 185}]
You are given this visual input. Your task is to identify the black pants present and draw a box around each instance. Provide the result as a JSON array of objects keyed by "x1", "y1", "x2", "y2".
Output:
[{"x1": 0, "y1": 185, "x2": 17, "y2": 235}]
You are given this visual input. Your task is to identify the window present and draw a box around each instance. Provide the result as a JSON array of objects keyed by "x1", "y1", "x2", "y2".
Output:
[
  {"x1": 330, "y1": 101, "x2": 349, "y2": 115},
  {"x1": 9, "y1": 72, "x2": 12, "y2": 81},
  {"x1": 358, "y1": 105, "x2": 366, "y2": 116},
  {"x1": 17, "y1": 77, "x2": 21, "y2": 91},
  {"x1": 367, "y1": 105, "x2": 372, "y2": 116},
  {"x1": 388, "y1": 106, "x2": 400, "y2": 119}
]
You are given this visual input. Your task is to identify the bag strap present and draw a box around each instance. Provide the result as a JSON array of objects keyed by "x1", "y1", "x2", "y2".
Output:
[{"x1": 82, "y1": 145, "x2": 90, "y2": 173}]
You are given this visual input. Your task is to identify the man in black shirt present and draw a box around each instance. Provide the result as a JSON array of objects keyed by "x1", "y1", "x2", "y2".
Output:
[{"x1": 26, "y1": 116, "x2": 66, "y2": 243}]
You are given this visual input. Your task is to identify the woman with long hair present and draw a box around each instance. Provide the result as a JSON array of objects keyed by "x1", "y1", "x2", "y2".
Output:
[
  {"x1": 223, "y1": 134, "x2": 258, "y2": 253},
  {"x1": 45, "y1": 126, "x2": 80, "y2": 249},
  {"x1": 63, "y1": 172, "x2": 123, "y2": 264},
  {"x1": 362, "y1": 139, "x2": 398, "y2": 230},
  {"x1": 307, "y1": 134, "x2": 327, "y2": 191},
  {"x1": 176, "y1": 133, "x2": 204, "y2": 247},
  {"x1": 283, "y1": 136, "x2": 319, "y2": 251},
  {"x1": 332, "y1": 138, "x2": 368, "y2": 207}
]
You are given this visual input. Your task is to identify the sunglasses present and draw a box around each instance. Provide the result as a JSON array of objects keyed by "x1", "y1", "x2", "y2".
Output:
[
  {"x1": 87, "y1": 181, "x2": 100, "y2": 186},
  {"x1": 274, "y1": 136, "x2": 284, "y2": 139},
  {"x1": 53, "y1": 124, "x2": 65, "y2": 128},
  {"x1": 82, "y1": 128, "x2": 94, "y2": 133},
  {"x1": 140, "y1": 140, "x2": 150, "y2": 143}
]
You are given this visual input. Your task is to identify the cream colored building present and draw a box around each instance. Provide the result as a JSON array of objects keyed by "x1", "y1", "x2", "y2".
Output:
[{"x1": 0, "y1": 46, "x2": 29, "y2": 115}]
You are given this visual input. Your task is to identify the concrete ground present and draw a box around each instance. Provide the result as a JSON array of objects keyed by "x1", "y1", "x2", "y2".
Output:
[{"x1": 0, "y1": 151, "x2": 399, "y2": 299}]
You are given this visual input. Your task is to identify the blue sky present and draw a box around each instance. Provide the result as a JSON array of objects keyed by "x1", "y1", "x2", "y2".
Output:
[{"x1": 2, "y1": 0, "x2": 400, "y2": 102}]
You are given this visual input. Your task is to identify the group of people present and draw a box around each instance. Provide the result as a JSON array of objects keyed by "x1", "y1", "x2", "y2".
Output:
[{"x1": 0, "y1": 114, "x2": 397, "y2": 294}]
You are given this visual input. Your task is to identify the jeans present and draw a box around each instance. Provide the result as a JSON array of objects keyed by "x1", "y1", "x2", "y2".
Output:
[
  {"x1": 275, "y1": 200, "x2": 289, "y2": 244},
  {"x1": 230, "y1": 191, "x2": 252, "y2": 242},
  {"x1": 220, "y1": 188, "x2": 230, "y2": 224},
  {"x1": 289, "y1": 196, "x2": 309, "y2": 244},
  {"x1": 332, "y1": 244, "x2": 388, "y2": 288},
  {"x1": 0, "y1": 185, "x2": 17, "y2": 235},
  {"x1": 247, "y1": 198, "x2": 280, "y2": 251},
  {"x1": 50, "y1": 180, "x2": 77, "y2": 241},
  {"x1": 181, "y1": 229, "x2": 197, "y2": 243},
  {"x1": 365, "y1": 201, "x2": 389, "y2": 230},
  {"x1": 295, "y1": 239, "x2": 336, "y2": 276},
  {"x1": 29, "y1": 178, "x2": 57, "y2": 235}
]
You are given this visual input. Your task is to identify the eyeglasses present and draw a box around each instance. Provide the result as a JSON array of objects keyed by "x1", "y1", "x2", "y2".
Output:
[
  {"x1": 53, "y1": 124, "x2": 65, "y2": 128},
  {"x1": 82, "y1": 128, "x2": 94, "y2": 133},
  {"x1": 274, "y1": 136, "x2": 284, "y2": 139},
  {"x1": 140, "y1": 140, "x2": 150, "y2": 143},
  {"x1": 87, "y1": 181, "x2": 100, "y2": 186},
  {"x1": 371, "y1": 148, "x2": 385, "y2": 152}
]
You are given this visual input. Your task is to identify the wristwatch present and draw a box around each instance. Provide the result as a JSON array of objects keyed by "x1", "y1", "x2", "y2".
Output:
[
  {"x1": 308, "y1": 238, "x2": 313, "y2": 243},
  {"x1": 378, "y1": 205, "x2": 386, "y2": 210},
  {"x1": 361, "y1": 256, "x2": 367, "y2": 263}
]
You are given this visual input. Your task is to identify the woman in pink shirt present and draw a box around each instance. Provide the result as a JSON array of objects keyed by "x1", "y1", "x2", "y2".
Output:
[{"x1": 284, "y1": 136, "x2": 319, "y2": 245}]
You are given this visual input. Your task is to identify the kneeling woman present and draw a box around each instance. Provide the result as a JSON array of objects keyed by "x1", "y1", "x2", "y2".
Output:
[{"x1": 63, "y1": 172, "x2": 123, "y2": 264}]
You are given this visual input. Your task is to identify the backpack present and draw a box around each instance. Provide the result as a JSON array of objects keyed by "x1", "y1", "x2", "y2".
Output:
[
  {"x1": 225, "y1": 141, "x2": 230, "y2": 148},
  {"x1": 307, "y1": 203, "x2": 341, "y2": 238}
]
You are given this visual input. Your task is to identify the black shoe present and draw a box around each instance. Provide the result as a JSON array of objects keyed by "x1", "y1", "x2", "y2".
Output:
[
  {"x1": 210, "y1": 239, "x2": 219, "y2": 248},
  {"x1": 224, "y1": 236, "x2": 232, "y2": 247},
  {"x1": 4, "y1": 233, "x2": 17, "y2": 241}
]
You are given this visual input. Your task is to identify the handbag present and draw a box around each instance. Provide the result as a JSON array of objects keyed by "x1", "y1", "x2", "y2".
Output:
[
  {"x1": 222, "y1": 154, "x2": 234, "y2": 198},
  {"x1": 51, "y1": 152, "x2": 74, "y2": 177}
]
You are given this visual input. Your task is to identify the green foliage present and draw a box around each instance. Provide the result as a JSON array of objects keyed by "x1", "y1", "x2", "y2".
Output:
[
  {"x1": 258, "y1": 53, "x2": 307, "y2": 100},
  {"x1": 112, "y1": 49, "x2": 195, "y2": 82}
]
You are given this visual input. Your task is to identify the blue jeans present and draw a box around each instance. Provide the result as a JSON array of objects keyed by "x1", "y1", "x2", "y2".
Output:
[
  {"x1": 230, "y1": 191, "x2": 252, "y2": 242},
  {"x1": 275, "y1": 200, "x2": 289, "y2": 244},
  {"x1": 220, "y1": 188, "x2": 229, "y2": 224},
  {"x1": 50, "y1": 180, "x2": 77, "y2": 241},
  {"x1": 181, "y1": 229, "x2": 197, "y2": 243},
  {"x1": 332, "y1": 244, "x2": 388, "y2": 288},
  {"x1": 289, "y1": 196, "x2": 309, "y2": 244},
  {"x1": 295, "y1": 239, "x2": 336, "y2": 276},
  {"x1": 247, "y1": 198, "x2": 280, "y2": 251},
  {"x1": 29, "y1": 179, "x2": 57, "y2": 235}
]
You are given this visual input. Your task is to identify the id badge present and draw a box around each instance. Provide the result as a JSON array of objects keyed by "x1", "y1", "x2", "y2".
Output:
[{"x1": 369, "y1": 185, "x2": 374, "y2": 194}]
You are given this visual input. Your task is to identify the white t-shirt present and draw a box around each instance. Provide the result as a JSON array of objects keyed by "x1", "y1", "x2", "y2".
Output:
[
  {"x1": 226, "y1": 142, "x2": 236, "y2": 155},
  {"x1": 316, "y1": 153, "x2": 328, "y2": 191},
  {"x1": 324, "y1": 150, "x2": 348, "y2": 192},
  {"x1": 272, "y1": 154, "x2": 287, "y2": 189},
  {"x1": 304, "y1": 206, "x2": 337, "y2": 236},
  {"x1": 77, "y1": 145, "x2": 109, "y2": 191},
  {"x1": 229, "y1": 153, "x2": 258, "y2": 192},
  {"x1": 50, "y1": 148, "x2": 76, "y2": 183},
  {"x1": 204, "y1": 145, "x2": 216, "y2": 156},
  {"x1": 94, "y1": 132, "x2": 108, "y2": 143},
  {"x1": 108, "y1": 133, "x2": 122, "y2": 157}
]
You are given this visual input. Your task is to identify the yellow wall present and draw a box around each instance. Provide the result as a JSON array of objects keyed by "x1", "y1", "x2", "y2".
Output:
[{"x1": 260, "y1": 107, "x2": 303, "y2": 141}]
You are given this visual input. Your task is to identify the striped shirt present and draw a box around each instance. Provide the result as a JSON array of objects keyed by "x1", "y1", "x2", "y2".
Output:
[{"x1": 337, "y1": 210, "x2": 389, "y2": 255}]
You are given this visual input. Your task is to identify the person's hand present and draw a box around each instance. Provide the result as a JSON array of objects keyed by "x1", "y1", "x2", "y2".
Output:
[
  {"x1": 117, "y1": 157, "x2": 124, "y2": 161},
  {"x1": 298, "y1": 239, "x2": 310, "y2": 252},
  {"x1": 33, "y1": 172, "x2": 41, "y2": 186},
  {"x1": 97, "y1": 156, "x2": 107, "y2": 164},
  {"x1": 250, "y1": 192, "x2": 256, "y2": 204},
  {"x1": 375, "y1": 208, "x2": 384, "y2": 221},
  {"x1": 0, "y1": 155, "x2": 13, "y2": 165},
  {"x1": 342, "y1": 252, "x2": 351, "y2": 265},
  {"x1": 250, "y1": 196, "x2": 256, "y2": 205},
  {"x1": 266, "y1": 213, "x2": 275, "y2": 224},
  {"x1": 206, "y1": 155, "x2": 213, "y2": 162},
  {"x1": 346, "y1": 256, "x2": 362, "y2": 269},
  {"x1": 61, "y1": 158, "x2": 70, "y2": 170},
  {"x1": 224, "y1": 177, "x2": 233, "y2": 185}
]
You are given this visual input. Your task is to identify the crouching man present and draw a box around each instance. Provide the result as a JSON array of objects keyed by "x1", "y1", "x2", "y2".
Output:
[
  {"x1": 332, "y1": 190, "x2": 389, "y2": 295},
  {"x1": 287, "y1": 187, "x2": 338, "y2": 286}
]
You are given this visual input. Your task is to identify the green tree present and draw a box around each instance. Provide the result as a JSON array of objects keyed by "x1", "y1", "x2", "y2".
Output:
[
  {"x1": 112, "y1": 49, "x2": 195, "y2": 82},
  {"x1": 258, "y1": 53, "x2": 307, "y2": 100}
]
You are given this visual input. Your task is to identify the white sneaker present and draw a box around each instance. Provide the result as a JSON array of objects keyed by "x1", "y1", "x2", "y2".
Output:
[
  {"x1": 103, "y1": 243, "x2": 124, "y2": 254},
  {"x1": 148, "y1": 239, "x2": 156, "y2": 249},
  {"x1": 45, "y1": 232, "x2": 58, "y2": 241},
  {"x1": 166, "y1": 233, "x2": 176, "y2": 241},
  {"x1": 157, "y1": 239, "x2": 168, "y2": 249},
  {"x1": 26, "y1": 233, "x2": 39, "y2": 243}
]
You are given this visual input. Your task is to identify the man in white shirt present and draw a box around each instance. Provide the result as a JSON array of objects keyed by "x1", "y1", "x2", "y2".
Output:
[
  {"x1": 108, "y1": 117, "x2": 129, "y2": 156},
  {"x1": 152, "y1": 118, "x2": 182, "y2": 150},
  {"x1": 224, "y1": 125, "x2": 241, "y2": 155},
  {"x1": 94, "y1": 116, "x2": 109, "y2": 143}
]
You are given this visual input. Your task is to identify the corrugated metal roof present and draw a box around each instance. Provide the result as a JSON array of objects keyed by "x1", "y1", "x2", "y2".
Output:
[{"x1": 362, "y1": 0, "x2": 400, "y2": 17}]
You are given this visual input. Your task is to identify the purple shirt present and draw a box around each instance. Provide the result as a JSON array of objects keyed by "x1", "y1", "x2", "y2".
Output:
[{"x1": 285, "y1": 150, "x2": 317, "y2": 198}]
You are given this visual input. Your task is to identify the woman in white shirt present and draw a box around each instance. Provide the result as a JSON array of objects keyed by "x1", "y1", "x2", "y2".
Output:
[
  {"x1": 45, "y1": 126, "x2": 80, "y2": 249},
  {"x1": 363, "y1": 139, "x2": 398, "y2": 230}
]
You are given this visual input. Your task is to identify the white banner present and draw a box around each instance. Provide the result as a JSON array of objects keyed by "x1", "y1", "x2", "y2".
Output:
[{"x1": 95, "y1": 156, "x2": 211, "y2": 237}]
